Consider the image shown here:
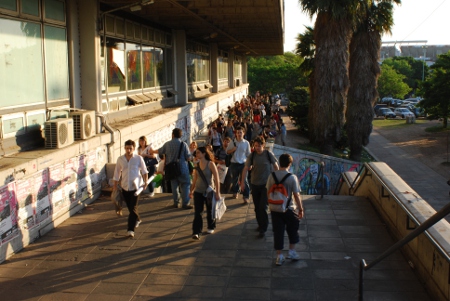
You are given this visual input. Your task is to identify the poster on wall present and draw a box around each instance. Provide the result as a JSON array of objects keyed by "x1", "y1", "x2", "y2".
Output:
[
  {"x1": 16, "y1": 177, "x2": 37, "y2": 230},
  {"x1": 48, "y1": 163, "x2": 67, "y2": 215},
  {"x1": 0, "y1": 182, "x2": 19, "y2": 244},
  {"x1": 35, "y1": 168, "x2": 51, "y2": 224},
  {"x1": 63, "y1": 157, "x2": 78, "y2": 208},
  {"x1": 76, "y1": 154, "x2": 89, "y2": 202}
]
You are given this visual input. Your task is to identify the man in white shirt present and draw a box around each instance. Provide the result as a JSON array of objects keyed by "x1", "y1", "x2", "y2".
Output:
[
  {"x1": 227, "y1": 126, "x2": 251, "y2": 203},
  {"x1": 113, "y1": 140, "x2": 148, "y2": 238}
]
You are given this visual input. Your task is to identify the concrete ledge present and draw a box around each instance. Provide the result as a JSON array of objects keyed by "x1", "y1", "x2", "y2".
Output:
[{"x1": 339, "y1": 161, "x2": 450, "y2": 301}]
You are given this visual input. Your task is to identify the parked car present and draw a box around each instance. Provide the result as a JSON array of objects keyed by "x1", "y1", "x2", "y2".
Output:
[
  {"x1": 390, "y1": 99, "x2": 403, "y2": 107},
  {"x1": 394, "y1": 108, "x2": 415, "y2": 118},
  {"x1": 376, "y1": 108, "x2": 396, "y2": 119},
  {"x1": 373, "y1": 104, "x2": 388, "y2": 115},
  {"x1": 412, "y1": 107, "x2": 425, "y2": 118}
]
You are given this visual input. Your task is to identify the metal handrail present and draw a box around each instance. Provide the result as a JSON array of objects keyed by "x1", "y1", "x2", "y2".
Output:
[{"x1": 358, "y1": 201, "x2": 450, "y2": 300}]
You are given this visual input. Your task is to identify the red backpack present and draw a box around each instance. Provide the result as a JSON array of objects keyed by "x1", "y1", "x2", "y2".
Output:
[{"x1": 267, "y1": 172, "x2": 292, "y2": 212}]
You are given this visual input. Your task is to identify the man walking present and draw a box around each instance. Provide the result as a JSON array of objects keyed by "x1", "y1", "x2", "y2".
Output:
[
  {"x1": 158, "y1": 128, "x2": 193, "y2": 209},
  {"x1": 241, "y1": 137, "x2": 279, "y2": 238},
  {"x1": 113, "y1": 139, "x2": 148, "y2": 238},
  {"x1": 227, "y1": 126, "x2": 251, "y2": 203},
  {"x1": 266, "y1": 153, "x2": 304, "y2": 266}
]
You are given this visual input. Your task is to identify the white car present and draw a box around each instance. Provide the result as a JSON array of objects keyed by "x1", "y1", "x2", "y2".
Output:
[{"x1": 393, "y1": 108, "x2": 414, "y2": 119}]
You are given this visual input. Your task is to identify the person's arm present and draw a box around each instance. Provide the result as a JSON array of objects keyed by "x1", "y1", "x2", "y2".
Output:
[
  {"x1": 210, "y1": 161, "x2": 221, "y2": 199},
  {"x1": 112, "y1": 158, "x2": 122, "y2": 191},
  {"x1": 226, "y1": 140, "x2": 236, "y2": 154},
  {"x1": 293, "y1": 192, "x2": 304, "y2": 219},
  {"x1": 240, "y1": 165, "x2": 249, "y2": 192},
  {"x1": 139, "y1": 156, "x2": 149, "y2": 190},
  {"x1": 189, "y1": 169, "x2": 198, "y2": 199}
]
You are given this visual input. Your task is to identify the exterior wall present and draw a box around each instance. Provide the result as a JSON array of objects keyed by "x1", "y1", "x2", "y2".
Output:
[{"x1": 339, "y1": 162, "x2": 450, "y2": 301}]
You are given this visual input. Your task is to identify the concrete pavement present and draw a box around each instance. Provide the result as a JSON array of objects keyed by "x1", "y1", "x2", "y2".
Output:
[{"x1": 0, "y1": 193, "x2": 431, "y2": 301}]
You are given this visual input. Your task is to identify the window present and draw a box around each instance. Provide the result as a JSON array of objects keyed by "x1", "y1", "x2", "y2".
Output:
[
  {"x1": 218, "y1": 55, "x2": 228, "y2": 80},
  {"x1": 100, "y1": 14, "x2": 173, "y2": 110},
  {"x1": 186, "y1": 52, "x2": 210, "y2": 84},
  {"x1": 0, "y1": 0, "x2": 68, "y2": 113},
  {"x1": 234, "y1": 56, "x2": 242, "y2": 78}
]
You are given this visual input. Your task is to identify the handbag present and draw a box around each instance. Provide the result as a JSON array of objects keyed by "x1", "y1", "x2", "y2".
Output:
[
  {"x1": 212, "y1": 194, "x2": 226, "y2": 220},
  {"x1": 164, "y1": 143, "x2": 184, "y2": 180},
  {"x1": 111, "y1": 186, "x2": 124, "y2": 216}
]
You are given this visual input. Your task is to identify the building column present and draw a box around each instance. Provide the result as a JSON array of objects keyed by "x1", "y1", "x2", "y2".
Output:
[
  {"x1": 228, "y1": 50, "x2": 235, "y2": 88},
  {"x1": 78, "y1": 0, "x2": 101, "y2": 112},
  {"x1": 210, "y1": 43, "x2": 218, "y2": 93},
  {"x1": 242, "y1": 57, "x2": 248, "y2": 84},
  {"x1": 173, "y1": 30, "x2": 187, "y2": 106}
]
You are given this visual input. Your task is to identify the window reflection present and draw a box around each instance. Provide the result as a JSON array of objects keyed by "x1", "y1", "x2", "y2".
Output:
[
  {"x1": 106, "y1": 37, "x2": 126, "y2": 93},
  {"x1": 142, "y1": 46, "x2": 154, "y2": 88},
  {"x1": 126, "y1": 43, "x2": 141, "y2": 90}
]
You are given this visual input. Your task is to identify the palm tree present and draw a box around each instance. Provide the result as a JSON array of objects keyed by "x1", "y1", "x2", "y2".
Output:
[
  {"x1": 295, "y1": 26, "x2": 316, "y2": 141},
  {"x1": 346, "y1": 0, "x2": 399, "y2": 161},
  {"x1": 299, "y1": 0, "x2": 359, "y2": 155}
]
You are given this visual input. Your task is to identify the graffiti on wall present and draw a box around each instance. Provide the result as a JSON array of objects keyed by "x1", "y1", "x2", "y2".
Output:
[{"x1": 273, "y1": 146, "x2": 361, "y2": 195}]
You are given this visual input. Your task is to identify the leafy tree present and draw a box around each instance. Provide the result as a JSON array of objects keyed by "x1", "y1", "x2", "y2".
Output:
[
  {"x1": 383, "y1": 56, "x2": 426, "y2": 95},
  {"x1": 286, "y1": 87, "x2": 310, "y2": 132},
  {"x1": 247, "y1": 54, "x2": 305, "y2": 96},
  {"x1": 346, "y1": 0, "x2": 399, "y2": 161},
  {"x1": 419, "y1": 52, "x2": 450, "y2": 128},
  {"x1": 378, "y1": 64, "x2": 410, "y2": 98}
]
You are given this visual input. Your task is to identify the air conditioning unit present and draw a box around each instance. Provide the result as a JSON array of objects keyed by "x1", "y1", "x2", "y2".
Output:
[
  {"x1": 44, "y1": 118, "x2": 74, "y2": 149},
  {"x1": 69, "y1": 110, "x2": 95, "y2": 140}
]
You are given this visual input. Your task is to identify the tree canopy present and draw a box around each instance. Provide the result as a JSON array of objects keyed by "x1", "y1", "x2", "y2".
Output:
[
  {"x1": 377, "y1": 64, "x2": 411, "y2": 98},
  {"x1": 419, "y1": 51, "x2": 450, "y2": 128}
]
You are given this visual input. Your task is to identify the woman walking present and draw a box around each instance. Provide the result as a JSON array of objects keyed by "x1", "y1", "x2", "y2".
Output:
[
  {"x1": 137, "y1": 136, "x2": 158, "y2": 197},
  {"x1": 189, "y1": 147, "x2": 221, "y2": 239}
]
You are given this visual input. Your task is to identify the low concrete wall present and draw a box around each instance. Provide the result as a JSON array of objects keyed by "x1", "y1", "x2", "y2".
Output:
[{"x1": 339, "y1": 162, "x2": 450, "y2": 301}]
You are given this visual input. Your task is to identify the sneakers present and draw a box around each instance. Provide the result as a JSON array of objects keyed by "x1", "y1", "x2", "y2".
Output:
[
  {"x1": 232, "y1": 193, "x2": 238, "y2": 199},
  {"x1": 287, "y1": 249, "x2": 300, "y2": 261},
  {"x1": 192, "y1": 234, "x2": 200, "y2": 240},
  {"x1": 127, "y1": 231, "x2": 135, "y2": 238},
  {"x1": 207, "y1": 229, "x2": 215, "y2": 234},
  {"x1": 243, "y1": 198, "x2": 250, "y2": 204},
  {"x1": 135, "y1": 220, "x2": 141, "y2": 228},
  {"x1": 275, "y1": 254, "x2": 285, "y2": 266},
  {"x1": 116, "y1": 209, "x2": 122, "y2": 217},
  {"x1": 182, "y1": 204, "x2": 194, "y2": 209},
  {"x1": 257, "y1": 232, "x2": 265, "y2": 238},
  {"x1": 149, "y1": 192, "x2": 155, "y2": 197}
]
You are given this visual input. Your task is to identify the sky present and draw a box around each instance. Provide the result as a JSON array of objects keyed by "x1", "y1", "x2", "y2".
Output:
[{"x1": 284, "y1": 0, "x2": 450, "y2": 53}]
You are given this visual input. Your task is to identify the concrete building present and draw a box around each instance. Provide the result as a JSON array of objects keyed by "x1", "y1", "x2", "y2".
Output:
[{"x1": 0, "y1": 0, "x2": 284, "y2": 259}]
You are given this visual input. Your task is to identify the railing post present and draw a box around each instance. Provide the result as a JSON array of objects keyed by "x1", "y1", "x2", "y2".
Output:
[
  {"x1": 320, "y1": 161, "x2": 325, "y2": 199},
  {"x1": 358, "y1": 259, "x2": 367, "y2": 301}
]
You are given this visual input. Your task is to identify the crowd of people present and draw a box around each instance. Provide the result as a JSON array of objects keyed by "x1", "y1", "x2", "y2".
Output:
[{"x1": 112, "y1": 92, "x2": 304, "y2": 266}]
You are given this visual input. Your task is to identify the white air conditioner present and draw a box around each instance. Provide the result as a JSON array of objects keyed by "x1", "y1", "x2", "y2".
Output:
[
  {"x1": 44, "y1": 118, "x2": 74, "y2": 149},
  {"x1": 69, "y1": 110, "x2": 95, "y2": 140}
]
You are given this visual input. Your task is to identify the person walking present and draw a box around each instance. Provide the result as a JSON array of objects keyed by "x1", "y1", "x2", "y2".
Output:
[
  {"x1": 266, "y1": 153, "x2": 304, "y2": 266},
  {"x1": 280, "y1": 122, "x2": 287, "y2": 146},
  {"x1": 189, "y1": 147, "x2": 221, "y2": 240},
  {"x1": 158, "y1": 128, "x2": 193, "y2": 209},
  {"x1": 241, "y1": 136, "x2": 279, "y2": 238},
  {"x1": 137, "y1": 136, "x2": 158, "y2": 197},
  {"x1": 227, "y1": 126, "x2": 251, "y2": 203},
  {"x1": 113, "y1": 139, "x2": 149, "y2": 238}
]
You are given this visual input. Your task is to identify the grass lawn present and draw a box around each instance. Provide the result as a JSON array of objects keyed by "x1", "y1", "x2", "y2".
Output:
[{"x1": 372, "y1": 118, "x2": 428, "y2": 129}]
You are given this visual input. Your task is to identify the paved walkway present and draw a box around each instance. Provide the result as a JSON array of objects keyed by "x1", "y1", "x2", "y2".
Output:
[
  {"x1": 0, "y1": 193, "x2": 431, "y2": 301},
  {"x1": 366, "y1": 130, "x2": 449, "y2": 212}
]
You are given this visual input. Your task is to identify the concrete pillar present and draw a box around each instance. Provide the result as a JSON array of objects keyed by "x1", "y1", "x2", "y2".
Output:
[
  {"x1": 78, "y1": 0, "x2": 101, "y2": 112},
  {"x1": 210, "y1": 43, "x2": 218, "y2": 93},
  {"x1": 242, "y1": 57, "x2": 248, "y2": 84},
  {"x1": 67, "y1": 0, "x2": 81, "y2": 109},
  {"x1": 173, "y1": 30, "x2": 187, "y2": 106},
  {"x1": 228, "y1": 50, "x2": 235, "y2": 88}
]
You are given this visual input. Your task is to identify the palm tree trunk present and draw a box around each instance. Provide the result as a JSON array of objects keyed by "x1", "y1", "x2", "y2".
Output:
[
  {"x1": 312, "y1": 12, "x2": 352, "y2": 155},
  {"x1": 347, "y1": 27, "x2": 381, "y2": 161}
]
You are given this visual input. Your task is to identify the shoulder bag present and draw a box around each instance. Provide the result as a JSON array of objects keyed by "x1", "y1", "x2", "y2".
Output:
[{"x1": 165, "y1": 143, "x2": 183, "y2": 180}]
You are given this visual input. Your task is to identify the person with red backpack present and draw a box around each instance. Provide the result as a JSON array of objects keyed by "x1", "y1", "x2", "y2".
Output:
[{"x1": 266, "y1": 153, "x2": 304, "y2": 266}]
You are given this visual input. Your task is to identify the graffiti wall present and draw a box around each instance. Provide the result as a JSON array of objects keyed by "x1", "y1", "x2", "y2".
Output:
[{"x1": 272, "y1": 145, "x2": 362, "y2": 195}]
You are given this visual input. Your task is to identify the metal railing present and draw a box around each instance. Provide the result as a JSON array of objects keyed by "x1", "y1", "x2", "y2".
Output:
[{"x1": 358, "y1": 201, "x2": 450, "y2": 300}]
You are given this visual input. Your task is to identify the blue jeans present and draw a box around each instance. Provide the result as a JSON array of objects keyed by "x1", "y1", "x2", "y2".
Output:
[
  {"x1": 170, "y1": 172, "x2": 191, "y2": 206},
  {"x1": 229, "y1": 163, "x2": 250, "y2": 198}
]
